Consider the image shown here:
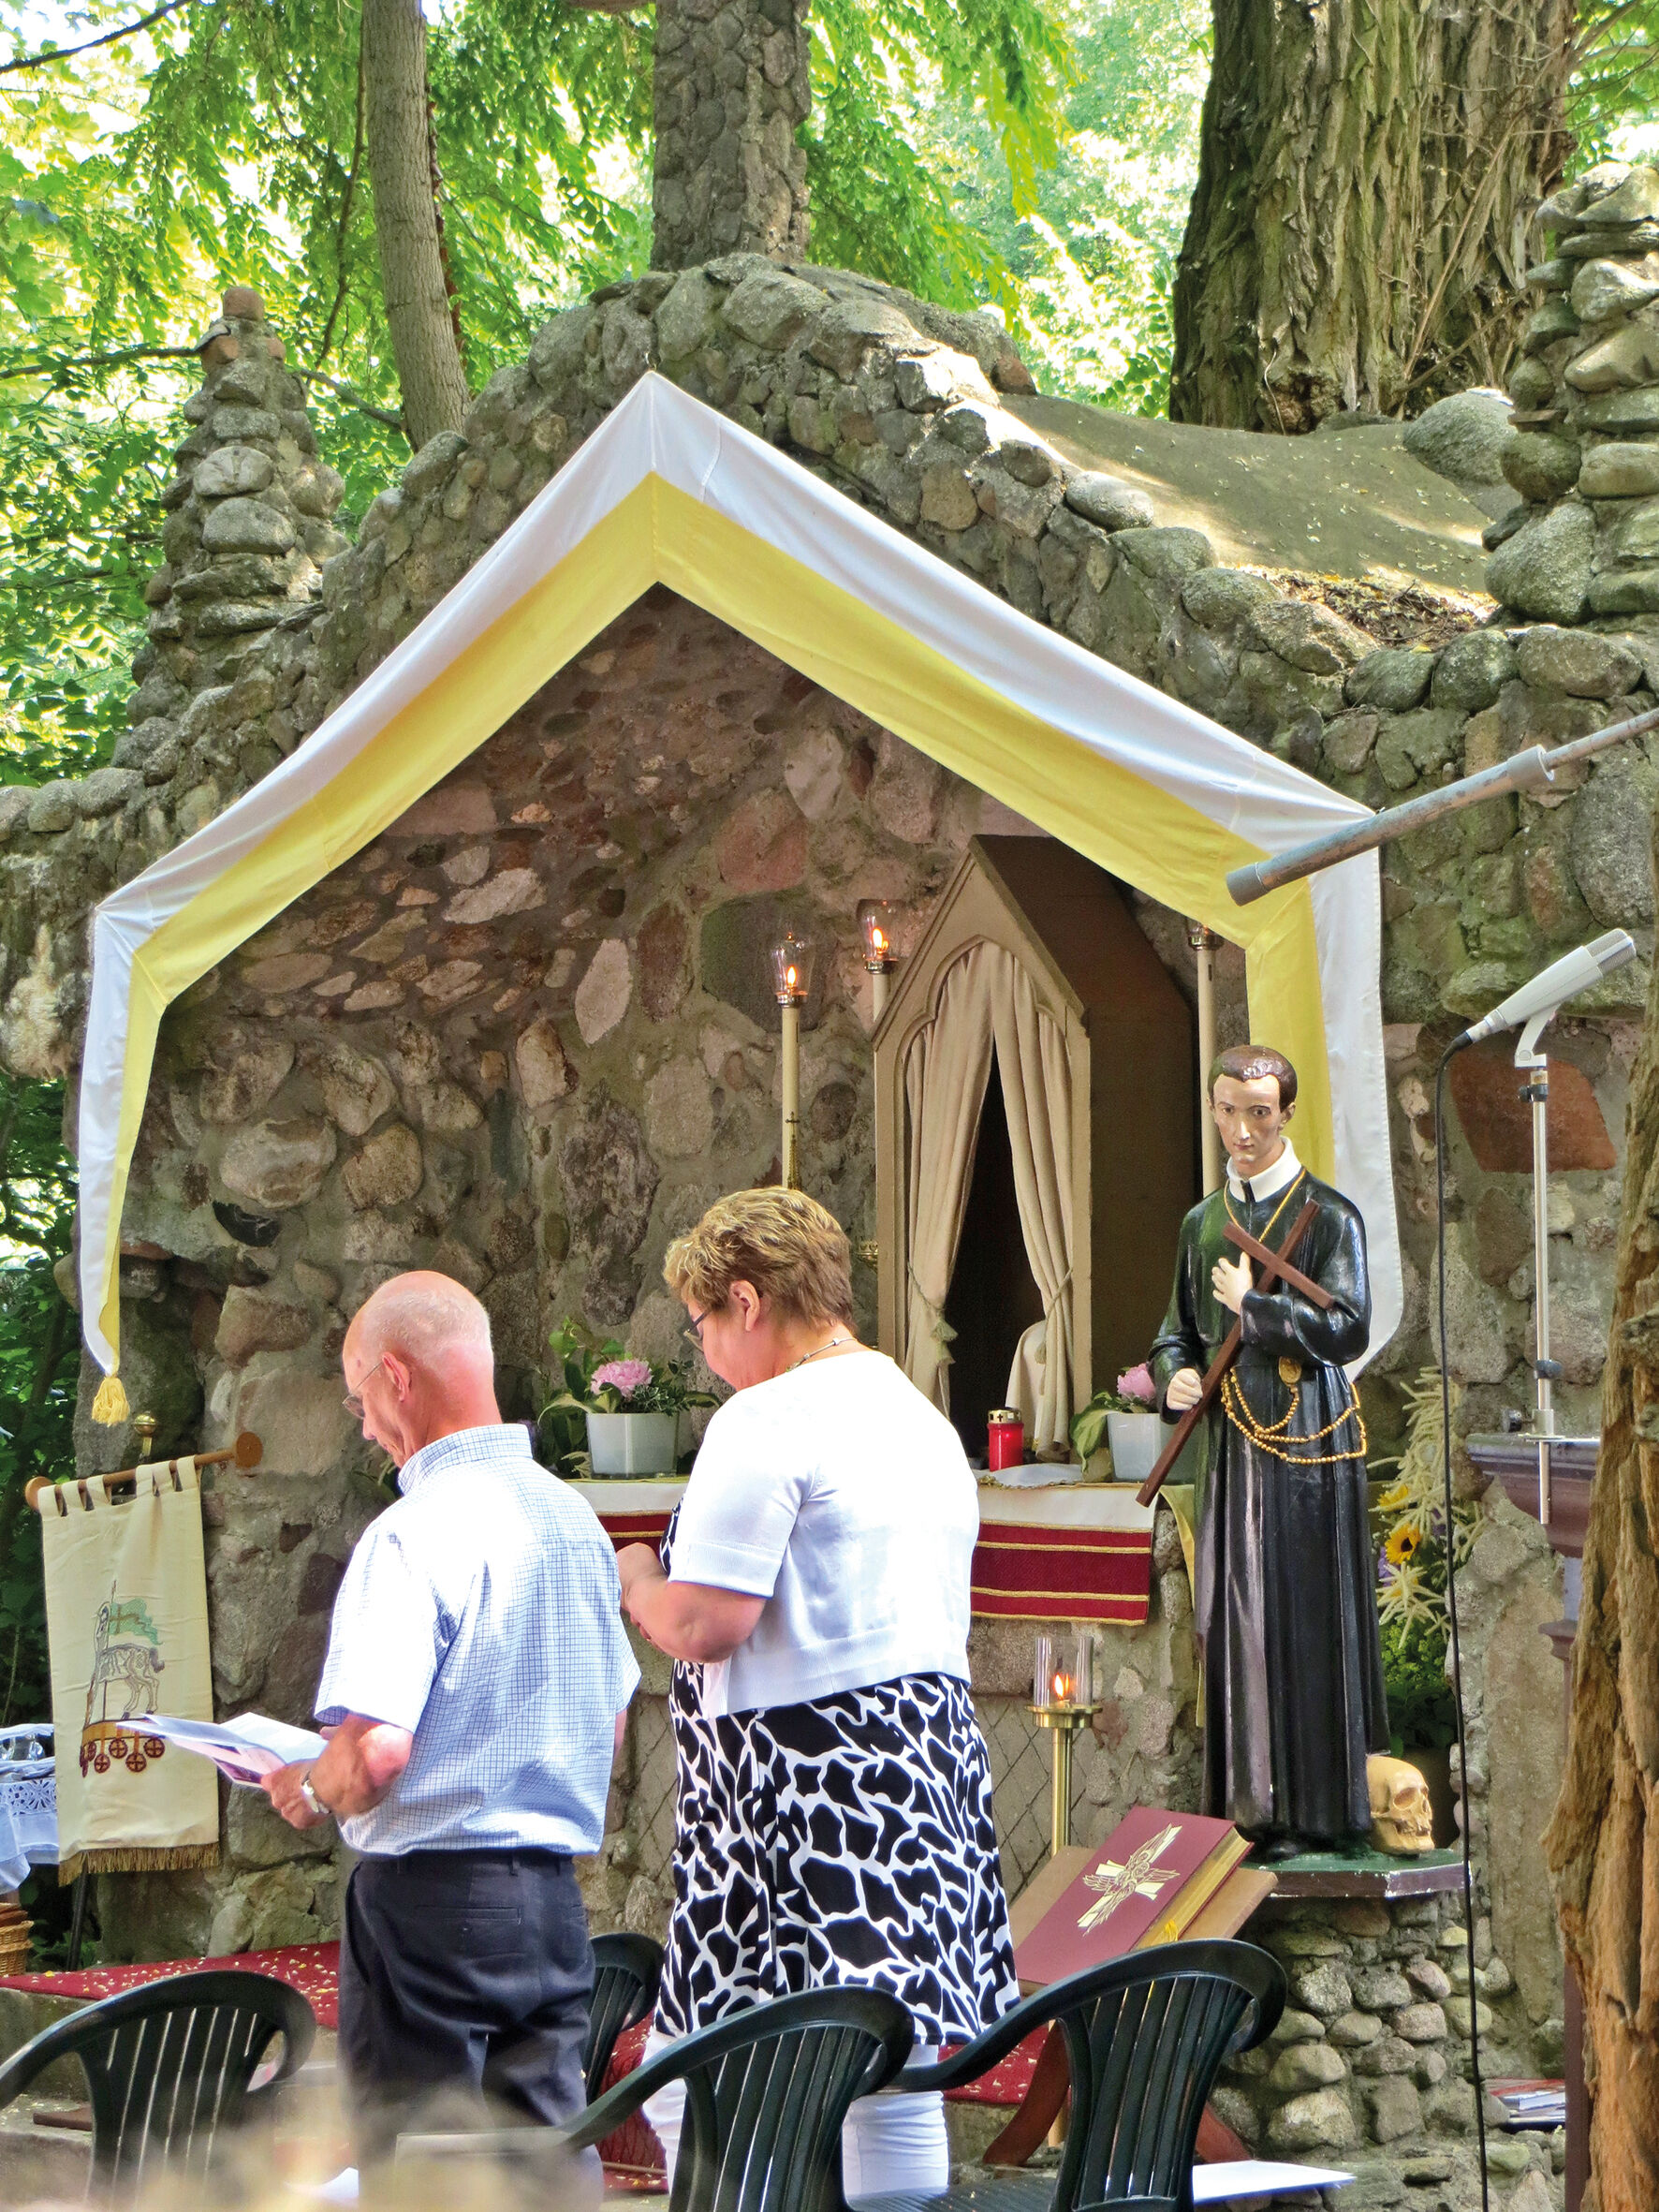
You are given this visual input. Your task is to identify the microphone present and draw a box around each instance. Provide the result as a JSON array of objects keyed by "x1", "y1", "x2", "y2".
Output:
[{"x1": 1458, "y1": 930, "x2": 1638, "y2": 1047}]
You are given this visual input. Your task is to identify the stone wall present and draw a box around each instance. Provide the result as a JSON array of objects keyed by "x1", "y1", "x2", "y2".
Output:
[
  {"x1": 1219, "y1": 1893, "x2": 1562, "y2": 2212},
  {"x1": 651, "y1": 0, "x2": 812, "y2": 270},
  {"x1": 0, "y1": 177, "x2": 1640, "y2": 2007}
]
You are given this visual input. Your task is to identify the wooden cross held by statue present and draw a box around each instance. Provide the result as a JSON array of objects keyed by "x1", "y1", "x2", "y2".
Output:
[{"x1": 1135, "y1": 1197, "x2": 1332, "y2": 1506}]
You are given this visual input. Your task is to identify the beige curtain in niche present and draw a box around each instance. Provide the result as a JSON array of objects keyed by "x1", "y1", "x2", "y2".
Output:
[{"x1": 901, "y1": 941, "x2": 1075, "y2": 1450}]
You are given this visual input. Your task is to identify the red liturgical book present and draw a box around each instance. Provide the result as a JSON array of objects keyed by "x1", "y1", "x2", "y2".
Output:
[{"x1": 1013, "y1": 1807, "x2": 1251, "y2": 1987}]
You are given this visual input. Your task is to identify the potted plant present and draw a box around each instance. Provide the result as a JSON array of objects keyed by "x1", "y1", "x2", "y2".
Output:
[
  {"x1": 541, "y1": 1321, "x2": 717, "y2": 1479},
  {"x1": 1069, "y1": 1364, "x2": 1164, "y2": 1484}
]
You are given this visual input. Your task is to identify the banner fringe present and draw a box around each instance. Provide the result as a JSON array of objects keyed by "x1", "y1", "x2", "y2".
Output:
[{"x1": 57, "y1": 1844, "x2": 219, "y2": 1884}]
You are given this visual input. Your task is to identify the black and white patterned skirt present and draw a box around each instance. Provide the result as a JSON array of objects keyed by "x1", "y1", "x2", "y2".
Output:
[{"x1": 655, "y1": 1563, "x2": 1019, "y2": 2046}]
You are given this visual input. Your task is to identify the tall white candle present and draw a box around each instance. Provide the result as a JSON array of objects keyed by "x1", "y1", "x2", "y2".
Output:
[{"x1": 781, "y1": 998, "x2": 800, "y2": 1189}]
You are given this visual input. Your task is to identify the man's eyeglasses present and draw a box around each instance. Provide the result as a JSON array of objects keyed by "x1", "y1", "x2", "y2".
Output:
[
  {"x1": 343, "y1": 1355, "x2": 386, "y2": 1420},
  {"x1": 682, "y1": 1309, "x2": 709, "y2": 1354}
]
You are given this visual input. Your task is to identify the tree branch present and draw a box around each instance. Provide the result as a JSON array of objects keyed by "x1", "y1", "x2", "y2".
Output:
[
  {"x1": 291, "y1": 367, "x2": 408, "y2": 435},
  {"x1": 0, "y1": 0, "x2": 202, "y2": 77},
  {"x1": 0, "y1": 344, "x2": 199, "y2": 382},
  {"x1": 314, "y1": 38, "x2": 368, "y2": 372}
]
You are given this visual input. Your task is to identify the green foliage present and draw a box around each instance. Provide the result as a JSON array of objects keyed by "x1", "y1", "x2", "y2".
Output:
[
  {"x1": 539, "y1": 1320, "x2": 715, "y2": 1476},
  {"x1": 0, "y1": 1074, "x2": 78, "y2": 1732},
  {"x1": 1570, "y1": 2, "x2": 1659, "y2": 169},
  {"x1": 908, "y1": 0, "x2": 1210, "y2": 409},
  {"x1": 1380, "y1": 1615, "x2": 1457, "y2": 1757}
]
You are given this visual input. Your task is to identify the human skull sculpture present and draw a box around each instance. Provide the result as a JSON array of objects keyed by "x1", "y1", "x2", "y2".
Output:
[{"x1": 1368, "y1": 1753, "x2": 1435, "y2": 1854}]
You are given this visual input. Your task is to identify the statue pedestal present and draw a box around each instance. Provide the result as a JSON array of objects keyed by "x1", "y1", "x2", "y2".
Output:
[{"x1": 1212, "y1": 1852, "x2": 1559, "y2": 2202}]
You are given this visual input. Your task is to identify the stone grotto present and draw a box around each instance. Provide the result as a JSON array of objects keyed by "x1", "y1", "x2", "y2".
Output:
[{"x1": 11, "y1": 149, "x2": 1659, "y2": 2212}]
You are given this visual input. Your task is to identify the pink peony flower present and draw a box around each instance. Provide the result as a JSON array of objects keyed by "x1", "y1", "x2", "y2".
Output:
[
  {"x1": 1117, "y1": 1364, "x2": 1156, "y2": 1406},
  {"x1": 594, "y1": 1358, "x2": 653, "y2": 1400}
]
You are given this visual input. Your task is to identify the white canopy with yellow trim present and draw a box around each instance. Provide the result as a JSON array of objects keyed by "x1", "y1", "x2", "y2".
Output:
[{"x1": 79, "y1": 371, "x2": 1400, "y2": 1401}]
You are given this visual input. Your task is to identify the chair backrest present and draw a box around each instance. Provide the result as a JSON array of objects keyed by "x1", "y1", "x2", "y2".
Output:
[
  {"x1": 1049, "y1": 1940, "x2": 1285, "y2": 2212},
  {"x1": 557, "y1": 1985, "x2": 911, "y2": 2212},
  {"x1": 0, "y1": 1967, "x2": 316, "y2": 2198},
  {"x1": 582, "y1": 1930, "x2": 664, "y2": 2101}
]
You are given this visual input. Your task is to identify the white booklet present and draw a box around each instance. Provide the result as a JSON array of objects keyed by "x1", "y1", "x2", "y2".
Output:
[
  {"x1": 1193, "y1": 2164, "x2": 1353, "y2": 2203},
  {"x1": 146, "y1": 1713, "x2": 326, "y2": 1788}
]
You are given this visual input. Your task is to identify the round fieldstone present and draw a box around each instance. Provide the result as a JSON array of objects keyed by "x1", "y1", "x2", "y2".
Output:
[
  {"x1": 196, "y1": 445, "x2": 275, "y2": 498},
  {"x1": 1345, "y1": 649, "x2": 1435, "y2": 711},
  {"x1": 1430, "y1": 631, "x2": 1519, "y2": 712},
  {"x1": 1500, "y1": 431, "x2": 1579, "y2": 503},
  {"x1": 1292, "y1": 1963, "x2": 1354, "y2": 2018},
  {"x1": 214, "y1": 1289, "x2": 312, "y2": 1367},
  {"x1": 1402, "y1": 389, "x2": 1511, "y2": 497},
  {"x1": 1578, "y1": 440, "x2": 1659, "y2": 498},
  {"x1": 1064, "y1": 472, "x2": 1156, "y2": 532},
  {"x1": 342, "y1": 1124, "x2": 423, "y2": 1211},
  {"x1": 575, "y1": 938, "x2": 633, "y2": 1045},
  {"x1": 220, "y1": 1116, "x2": 337, "y2": 1211},
  {"x1": 1515, "y1": 625, "x2": 1642, "y2": 699},
  {"x1": 1485, "y1": 501, "x2": 1595, "y2": 621},
  {"x1": 1392, "y1": 2001, "x2": 1447, "y2": 2042},
  {"x1": 1267, "y1": 2087, "x2": 1357, "y2": 2152},
  {"x1": 200, "y1": 496, "x2": 296, "y2": 553},
  {"x1": 1269, "y1": 2041, "x2": 1347, "y2": 2092},
  {"x1": 515, "y1": 1017, "x2": 575, "y2": 1114},
  {"x1": 199, "y1": 1034, "x2": 296, "y2": 1125}
]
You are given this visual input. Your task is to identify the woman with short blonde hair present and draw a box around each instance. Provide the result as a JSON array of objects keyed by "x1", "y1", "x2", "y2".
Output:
[{"x1": 620, "y1": 1186, "x2": 1016, "y2": 2199}]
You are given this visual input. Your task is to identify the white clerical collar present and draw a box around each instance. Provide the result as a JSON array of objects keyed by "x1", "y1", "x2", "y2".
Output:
[{"x1": 1226, "y1": 1138, "x2": 1302, "y2": 1204}]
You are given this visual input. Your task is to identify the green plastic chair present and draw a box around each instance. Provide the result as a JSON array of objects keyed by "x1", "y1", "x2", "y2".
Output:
[
  {"x1": 581, "y1": 1930, "x2": 664, "y2": 2101},
  {"x1": 0, "y1": 1968, "x2": 316, "y2": 2200},
  {"x1": 399, "y1": 1983, "x2": 915, "y2": 2212},
  {"x1": 856, "y1": 1940, "x2": 1286, "y2": 2212}
]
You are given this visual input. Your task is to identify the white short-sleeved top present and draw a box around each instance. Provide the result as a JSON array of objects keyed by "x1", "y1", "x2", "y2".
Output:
[{"x1": 667, "y1": 1349, "x2": 978, "y2": 1718}]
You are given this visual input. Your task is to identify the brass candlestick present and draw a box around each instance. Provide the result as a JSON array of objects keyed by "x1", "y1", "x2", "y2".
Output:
[
  {"x1": 1031, "y1": 1629, "x2": 1105, "y2": 1856},
  {"x1": 1033, "y1": 1703, "x2": 1094, "y2": 1854}
]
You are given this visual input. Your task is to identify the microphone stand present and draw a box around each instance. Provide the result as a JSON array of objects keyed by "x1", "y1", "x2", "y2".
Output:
[{"x1": 1515, "y1": 1010, "x2": 1560, "y2": 1529}]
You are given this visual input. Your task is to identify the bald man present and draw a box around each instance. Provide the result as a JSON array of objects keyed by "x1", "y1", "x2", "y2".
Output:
[{"x1": 263, "y1": 1271, "x2": 639, "y2": 2165}]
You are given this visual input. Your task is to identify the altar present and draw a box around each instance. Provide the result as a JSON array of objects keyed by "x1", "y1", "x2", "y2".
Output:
[{"x1": 580, "y1": 1477, "x2": 1159, "y2": 1626}]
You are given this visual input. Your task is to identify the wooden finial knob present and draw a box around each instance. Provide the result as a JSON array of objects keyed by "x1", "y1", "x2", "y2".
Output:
[{"x1": 233, "y1": 1430, "x2": 263, "y2": 1470}]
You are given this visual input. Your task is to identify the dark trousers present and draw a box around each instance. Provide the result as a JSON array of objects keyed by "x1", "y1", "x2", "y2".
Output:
[{"x1": 340, "y1": 1846, "x2": 593, "y2": 2165}]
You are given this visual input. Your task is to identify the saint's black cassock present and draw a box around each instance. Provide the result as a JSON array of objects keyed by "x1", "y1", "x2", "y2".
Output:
[{"x1": 1150, "y1": 1152, "x2": 1388, "y2": 1842}]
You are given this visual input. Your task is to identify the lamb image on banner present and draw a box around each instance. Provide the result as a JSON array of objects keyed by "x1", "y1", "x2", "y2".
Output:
[{"x1": 36, "y1": 1460, "x2": 217, "y2": 1879}]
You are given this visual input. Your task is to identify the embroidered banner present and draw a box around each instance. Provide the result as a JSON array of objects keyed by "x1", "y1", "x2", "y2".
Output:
[
  {"x1": 36, "y1": 1462, "x2": 217, "y2": 1880},
  {"x1": 578, "y1": 1478, "x2": 1157, "y2": 1627}
]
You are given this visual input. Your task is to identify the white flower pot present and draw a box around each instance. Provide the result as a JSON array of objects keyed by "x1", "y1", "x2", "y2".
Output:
[
  {"x1": 586, "y1": 1410, "x2": 680, "y2": 1477},
  {"x1": 1105, "y1": 1409, "x2": 1166, "y2": 1487}
]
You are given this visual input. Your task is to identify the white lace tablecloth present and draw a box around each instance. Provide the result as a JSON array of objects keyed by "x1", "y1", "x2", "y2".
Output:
[{"x1": 0, "y1": 1727, "x2": 56, "y2": 1892}]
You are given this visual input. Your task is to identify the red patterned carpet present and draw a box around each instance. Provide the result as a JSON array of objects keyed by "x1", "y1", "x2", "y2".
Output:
[{"x1": 0, "y1": 1941, "x2": 341, "y2": 2028}]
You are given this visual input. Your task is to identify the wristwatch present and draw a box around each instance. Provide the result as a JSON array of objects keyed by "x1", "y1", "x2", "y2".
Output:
[{"x1": 299, "y1": 1769, "x2": 329, "y2": 1819}]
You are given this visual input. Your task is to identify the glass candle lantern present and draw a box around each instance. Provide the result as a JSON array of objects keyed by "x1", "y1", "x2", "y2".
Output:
[
  {"x1": 769, "y1": 931, "x2": 814, "y2": 1005},
  {"x1": 1032, "y1": 1628, "x2": 1103, "y2": 1711}
]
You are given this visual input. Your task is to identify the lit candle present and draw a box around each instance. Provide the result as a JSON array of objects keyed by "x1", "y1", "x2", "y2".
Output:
[
  {"x1": 1051, "y1": 1669, "x2": 1074, "y2": 1706},
  {"x1": 860, "y1": 903, "x2": 897, "y2": 1025},
  {"x1": 771, "y1": 932, "x2": 814, "y2": 1191}
]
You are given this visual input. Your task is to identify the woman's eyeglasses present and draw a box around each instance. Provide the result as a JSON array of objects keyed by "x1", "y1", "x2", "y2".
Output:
[{"x1": 682, "y1": 1309, "x2": 709, "y2": 1353}]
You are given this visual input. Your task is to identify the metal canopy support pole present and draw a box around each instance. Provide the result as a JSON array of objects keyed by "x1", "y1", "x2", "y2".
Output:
[
  {"x1": 1517, "y1": 1011, "x2": 1555, "y2": 1528},
  {"x1": 1189, "y1": 922, "x2": 1222, "y2": 1194}
]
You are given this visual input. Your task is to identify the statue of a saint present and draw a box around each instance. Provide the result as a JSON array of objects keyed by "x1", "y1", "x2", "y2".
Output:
[{"x1": 1151, "y1": 1043, "x2": 1387, "y2": 1859}]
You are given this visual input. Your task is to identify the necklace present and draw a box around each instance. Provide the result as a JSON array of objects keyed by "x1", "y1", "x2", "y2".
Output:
[{"x1": 788, "y1": 1335, "x2": 854, "y2": 1372}]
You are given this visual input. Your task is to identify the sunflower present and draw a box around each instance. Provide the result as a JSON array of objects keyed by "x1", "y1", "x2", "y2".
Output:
[{"x1": 1384, "y1": 1522, "x2": 1423, "y2": 1568}]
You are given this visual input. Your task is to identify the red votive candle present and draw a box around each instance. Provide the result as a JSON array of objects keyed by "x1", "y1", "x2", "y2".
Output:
[{"x1": 987, "y1": 1408, "x2": 1024, "y2": 1470}]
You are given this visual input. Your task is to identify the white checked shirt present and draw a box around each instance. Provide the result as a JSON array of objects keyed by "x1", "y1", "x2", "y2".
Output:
[{"x1": 315, "y1": 1423, "x2": 639, "y2": 1857}]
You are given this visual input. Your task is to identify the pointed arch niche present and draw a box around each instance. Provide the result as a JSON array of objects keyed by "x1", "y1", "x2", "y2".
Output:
[{"x1": 874, "y1": 837, "x2": 1197, "y2": 1463}]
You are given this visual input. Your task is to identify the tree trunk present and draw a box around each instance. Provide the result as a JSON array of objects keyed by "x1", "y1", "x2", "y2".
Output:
[
  {"x1": 361, "y1": 0, "x2": 469, "y2": 451},
  {"x1": 1169, "y1": 0, "x2": 1575, "y2": 431},
  {"x1": 651, "y1": 0, "x2": 811, "y2": 269},
  {"x1": 1544, "y1": 816, "x2": 1659, "y2": 2212}
]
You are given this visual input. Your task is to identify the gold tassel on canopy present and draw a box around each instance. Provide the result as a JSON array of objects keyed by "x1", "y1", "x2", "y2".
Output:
[{"x1": 91, "y1": 1374, "x2": 129, "y2": 1426}]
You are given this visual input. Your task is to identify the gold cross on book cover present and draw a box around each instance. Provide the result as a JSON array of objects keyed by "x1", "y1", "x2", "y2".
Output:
[
  {"x1": 1011, "y1": 1808, "x2": 1262, "y2": 1989},
  {"x1": 1078, "y1": 1822, "x2": 1184, "y2": 1929}
]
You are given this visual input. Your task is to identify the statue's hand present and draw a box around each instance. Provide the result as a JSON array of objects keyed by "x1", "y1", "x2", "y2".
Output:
[
  {"x1": 1211, "y1": 1253, "x2": 1252, "y2": 1314},
  {"x1": 1167, "y1": 1367, "x2": 1202, "y2": 1412}
]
